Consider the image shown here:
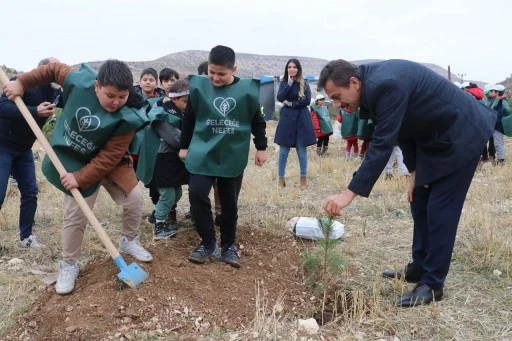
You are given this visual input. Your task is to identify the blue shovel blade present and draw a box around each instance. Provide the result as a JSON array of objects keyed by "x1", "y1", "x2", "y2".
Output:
[{"x1": 113, "y1": 256, "x2": 149, "y2": 288}]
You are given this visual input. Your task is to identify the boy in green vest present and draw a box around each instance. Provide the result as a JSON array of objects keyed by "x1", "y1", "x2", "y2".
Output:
[
  {"x1": 134, "y1": 68, "x2": 163, "y2": 104},
  {"x1": 131, "y1": 68, "x2": 163, "y2": 171},
  {"x1": 158, "y1": 68, "x2": 179, "y2": 98},
  {"x1": 338, "y1": 108, "x2": 360, "y2": 160},
  {"x1": 136, "y1": 80, "x2": 189, "y2": 239},
  {"x1": 179, "y1": 45, "x2": 268, "y2": 268},
  {"x1": 3, "y1": 59, "x2": 153, "y2": 295}
]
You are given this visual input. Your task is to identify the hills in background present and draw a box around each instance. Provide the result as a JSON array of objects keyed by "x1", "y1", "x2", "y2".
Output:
[
  {"x1": 4, "y1": 51, "x2": 510, "y2": 87},
  {"x1": 86, "y1": 51, "x2": 474, "y2": 85},
  {"x1": 88, "y1": 51, "x2": 490, "y2": 86}
]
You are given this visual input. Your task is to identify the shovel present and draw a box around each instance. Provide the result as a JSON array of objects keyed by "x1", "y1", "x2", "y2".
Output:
[{"x1": 0, "y1": 69, "x2": 148, "y2": 288}]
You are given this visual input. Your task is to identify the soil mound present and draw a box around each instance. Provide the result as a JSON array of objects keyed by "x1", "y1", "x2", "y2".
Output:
[{"x1": 5, "y1": 226, "x2": 313, "y2": 340}]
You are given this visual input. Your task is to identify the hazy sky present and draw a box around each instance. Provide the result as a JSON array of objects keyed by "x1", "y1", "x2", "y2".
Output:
[{"x1": 3, "y1": 0, "x2": 510, "y2": 84}]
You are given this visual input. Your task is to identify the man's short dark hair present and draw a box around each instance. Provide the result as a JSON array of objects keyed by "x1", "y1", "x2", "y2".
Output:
[
  {"x1": 197, "y1": 61, "x2": 208, "y2": 75},
  {"x1": 318, "y1": 59, "x2": 360, "y2": 91},
  {"x1": 208, "y1": 45, "x2": 235, "y2": 69},
  {"x1": 140, "y1": 67, "x2": 158, "y2": 81},
  {"x1": 97, "y1": 59, "x2": 133, "y2": 90},
  {"x1": 159, "y1": 68, "x2": 179, "y2": 83}
]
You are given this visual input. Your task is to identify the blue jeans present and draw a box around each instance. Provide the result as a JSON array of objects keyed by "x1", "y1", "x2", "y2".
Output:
[
  {"x1": 278, "y1": 143, "x2": 308, "y2": 177},
  {"x1": 0, "y1": 145, "x2": 38, "y2": 239}
]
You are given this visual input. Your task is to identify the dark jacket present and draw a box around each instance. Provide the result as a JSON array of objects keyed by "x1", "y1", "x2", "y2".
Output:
[
  {"x1": 274, "y1": 80, "x2": 316, "y2": 147},
  {"x1": 0, "y1": 77, "x2": 62, "y2": 149},
  {"x1": 350, "y1": 59, "x2": 497, "y2": 197},
  {"x1": 150, "y1": 100, "x2": 189, "y2": 187}
]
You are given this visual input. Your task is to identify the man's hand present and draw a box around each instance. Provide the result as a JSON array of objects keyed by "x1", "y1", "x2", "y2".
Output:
[
  {"x1": 407, "y1": 171, "x2": 416, "y2": 203},
  {"x1": 323, "y1": 189, "x2": 357, "y2": 216},
  {"x1": 3, "y1": 79, "x2": 25, "y2": 100},
  {"x1": 36, "y1": 102, "x2": 56, "y2": 117},
  {"x1": 178, "y1": 149, "x2": 188, "y2": 160},
  {"x1": 60, "y1": 172, "x2": 79, "y2": 190},
  {"x1": 255, "y1": 150, "x2": 267, "y2": 166}
]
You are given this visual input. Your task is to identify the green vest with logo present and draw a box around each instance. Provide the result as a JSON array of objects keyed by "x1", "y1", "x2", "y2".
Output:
[
  {"x1": 186, "y1": 75, "x2": 260, "y2": 177},
  {"x1": 311, "y1": 105, "x2": 333, "y2": 134},
  {"x1": 42, "y1": 64, "x2": 148, "y2": 197},
  {"x1": 136, "y1": 106, "x2": 182, "y2": 185},
  {"x1": 340, "y1": 109, "x2": 359, "y2": 138}
]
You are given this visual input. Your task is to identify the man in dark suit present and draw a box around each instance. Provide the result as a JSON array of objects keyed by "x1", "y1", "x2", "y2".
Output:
[{"x1": 318, "y1": 59, "x2": 496, "y2": 307}]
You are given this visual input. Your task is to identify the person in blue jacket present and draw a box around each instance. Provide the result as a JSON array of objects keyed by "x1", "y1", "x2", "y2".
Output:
[
  {"x1": 274, "y1": 59, "x2": 316, "y2": 190},
  {"x1": 0, "y1": 57, "x2": 62, "y2": 250},
  {"x1": 319, "y1": 59, "x2": 497, "y2": 307}
]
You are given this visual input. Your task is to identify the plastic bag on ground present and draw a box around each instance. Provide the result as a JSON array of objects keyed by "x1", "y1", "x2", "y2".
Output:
[{"x1": 288, "y1": 217, "x2": 344, "y2": 240}]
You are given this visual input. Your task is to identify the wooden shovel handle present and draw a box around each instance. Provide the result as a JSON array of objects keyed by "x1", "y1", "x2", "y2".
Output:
[{"x1": 0, "y1": 68, "x2": 121, "y2": 259}]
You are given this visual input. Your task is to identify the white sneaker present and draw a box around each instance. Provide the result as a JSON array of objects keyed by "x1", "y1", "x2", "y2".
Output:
[
  {"x1": 55, "y1": 260, "x2": 80, "y2": 295},
  {"x1": 118, "y1": 235, "x2": 153, "y2": 262},
  {"x1": 17, "y1": 235, "x2": 46, "y2": 250}
]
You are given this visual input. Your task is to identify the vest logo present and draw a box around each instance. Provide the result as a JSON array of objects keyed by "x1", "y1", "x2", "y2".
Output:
[
  {"x1": 213, "y1": 97, "x2": 236, "y2": 117},
  {"x1": 76, "y1": 107, "x2": 101, "y2": 132}
]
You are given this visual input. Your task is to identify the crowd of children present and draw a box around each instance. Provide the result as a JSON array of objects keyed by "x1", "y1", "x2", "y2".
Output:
[
  {"x1": 2, "y1": 47, "x2": 511, "y2": 297},
  {"x1": 1, "y1": 45, "x2": 267, "y2": 294}
]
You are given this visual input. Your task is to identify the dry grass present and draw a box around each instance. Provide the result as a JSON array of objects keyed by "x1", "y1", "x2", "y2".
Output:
[{"x1": 1, "y1": 121, "x2": 512, "y2": 340}]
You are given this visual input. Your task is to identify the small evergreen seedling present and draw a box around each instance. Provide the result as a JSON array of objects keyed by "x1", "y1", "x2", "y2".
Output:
[{"x1": 301, "y1": 215, "x2": 347, "y2": 324}]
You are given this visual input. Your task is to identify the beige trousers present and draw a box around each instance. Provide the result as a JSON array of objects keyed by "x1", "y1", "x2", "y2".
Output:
[{"x1": 62, "y1": 179, "x2": 143, "y2": 263}]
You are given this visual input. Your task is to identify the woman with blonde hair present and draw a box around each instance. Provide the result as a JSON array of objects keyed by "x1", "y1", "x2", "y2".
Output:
[{"x1": 275, "y1": 58, "x2": 315, "y2": 189}]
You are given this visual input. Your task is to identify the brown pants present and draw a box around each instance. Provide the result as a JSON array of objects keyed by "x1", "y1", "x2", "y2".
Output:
[{"x1": 62, "y1": 179, "x2": 142, "y2": 263}]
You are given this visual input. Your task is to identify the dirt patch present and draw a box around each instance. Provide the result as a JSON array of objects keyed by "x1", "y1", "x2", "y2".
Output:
[{"x1": 4, "y1": 226, "x2": 314, "y2": 340}]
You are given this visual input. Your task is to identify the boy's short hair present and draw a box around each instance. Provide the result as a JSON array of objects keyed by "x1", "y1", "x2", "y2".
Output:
[
  {"x1": 38, "y1": 58, "x2": 51, "y2": 66},
  {"x1": 169, "y1": 79, "x2": 189, "y2": 98},
  {"x1": 197, "y1": 61, "x2": 208, "y2": 75},
  {"x1": 97, "y1": 59, "x2": 133, "y2": 91},
  {"x1": 140, "y1": 67, "x2": 158, "y2": 81},
  {"x1": 208, "y1": 45, "x2": 235, "y2": 69},
  {"x1": 159, "y1": 68, "x2": 180, "y2": 83}
]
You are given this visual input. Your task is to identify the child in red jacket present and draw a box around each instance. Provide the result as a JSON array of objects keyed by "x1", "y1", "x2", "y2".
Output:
[{"x1": 310, "y1": 94, "x2": 333, "y2": 156}]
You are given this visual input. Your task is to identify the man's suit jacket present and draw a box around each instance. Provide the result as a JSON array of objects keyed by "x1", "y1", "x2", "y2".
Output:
[{"x1": 350, "y1": 60, "x2": 496, "y2": 197}]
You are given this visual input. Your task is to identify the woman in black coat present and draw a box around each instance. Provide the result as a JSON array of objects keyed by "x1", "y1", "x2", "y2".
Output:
[{"x1": 274, "y1": 58, "x2": 316, "y2": 190}]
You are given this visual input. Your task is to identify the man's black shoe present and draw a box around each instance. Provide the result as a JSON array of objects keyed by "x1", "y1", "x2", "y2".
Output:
[
  {"x1": 382, "y1": 262, "x2": 422, "y2": 283},
  {"x1": 189, "y1": 242, "x2": 218, "y2": 264},
  {"x1": 395, "y1": 284, "x2": 443, "y2": 307},
  {"x1": 220, "y1": 243, "x2": 241, "y2": 268}
]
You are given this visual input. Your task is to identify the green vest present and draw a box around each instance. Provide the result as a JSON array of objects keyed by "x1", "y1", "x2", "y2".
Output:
[
  {"x1": 340, "y1": 109, "x2": 359, "y2": 138},
  {"x1": 136, "y1": 106, "x2": 182, "y2": 184},
  {"x1": 128, "y1": 98, "x2": 158, "y2": 155},
  {"x1": 42, "y1": 64, "x2": 148, "y2": 197},
  {"x1": 493, "y1": 99, "x2": 512, "y2": 137},
  {"x1": 357, "y1": 116, "x2": 374, "y2": 140},
  {"x1": 186, "y1": 75, "x2": 260, "y2": 177},
  {"x1": 311, "y1": 105, "x2": 333, "y2": 134}
]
